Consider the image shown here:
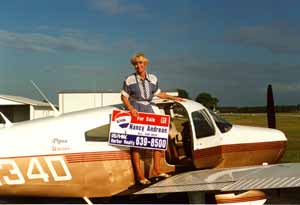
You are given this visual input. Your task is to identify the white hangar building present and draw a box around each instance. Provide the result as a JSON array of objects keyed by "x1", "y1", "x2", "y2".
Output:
[
  {"x1": 59, "y1": 90, "x2": 178, "y2": 113},
  {"x1": 0, "y1": 94, "x2": 56, "y2": 123}
]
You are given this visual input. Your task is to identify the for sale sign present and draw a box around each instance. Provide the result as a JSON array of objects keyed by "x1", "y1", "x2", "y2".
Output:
[{"x1": 108, "y1": 109, "x2": 170, "y2": 150}]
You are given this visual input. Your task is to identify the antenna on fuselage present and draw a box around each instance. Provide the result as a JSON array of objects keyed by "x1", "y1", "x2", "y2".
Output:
[
  {"x1": 30, "y1": 80, "x2": 60, "y2": 117},
  {"x1": 0, "y1": 112, "x2": 12, "y2": 128}
]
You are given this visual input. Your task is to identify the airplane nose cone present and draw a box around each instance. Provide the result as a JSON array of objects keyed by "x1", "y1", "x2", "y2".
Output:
[
  {"x1": 274, "y1": 129, "x2": 287, "y2": 141},
  {"x1": 221, "y1": 125, "x2": 287, "y2": 166},
  {"x1": 228, "y1": 125, "x2": 287, "y2": 143}
]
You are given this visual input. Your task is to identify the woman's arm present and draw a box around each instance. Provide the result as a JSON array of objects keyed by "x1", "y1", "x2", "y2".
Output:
[{"x1": 156, "y1": 92, "x2": 184, "y2": 102}]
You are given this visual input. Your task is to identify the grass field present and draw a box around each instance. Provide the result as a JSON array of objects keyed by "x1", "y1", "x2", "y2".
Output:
[{"x1": 221, "y1": 113, "x2": 300, "y2": 163}]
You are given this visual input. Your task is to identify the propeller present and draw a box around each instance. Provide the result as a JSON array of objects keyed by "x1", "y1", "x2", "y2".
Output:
[{"x1": 267, "y1": 84, "x2": 276, "y2": 128}]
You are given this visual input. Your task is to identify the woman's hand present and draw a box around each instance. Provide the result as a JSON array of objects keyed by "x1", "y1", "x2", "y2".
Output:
[
  {"x1": 157, "y1": 92, "x2": 185, "y2": 102},
  {"x1": 173, "y1": 96, "x2": 185, "y2": 102},
  {"x1": 129, "y1": 107, "x2": 139, "y2": 118},
  {"x1": 121, "y1": 95, "x2": 139, "y2": 118}
]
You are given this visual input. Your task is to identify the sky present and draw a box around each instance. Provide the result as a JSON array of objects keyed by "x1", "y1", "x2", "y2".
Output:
[{"x1": 0, "y1": 0, "x2": 300, "y2": 106}]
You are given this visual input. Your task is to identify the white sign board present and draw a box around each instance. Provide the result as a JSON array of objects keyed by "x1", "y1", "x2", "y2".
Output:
[{"x1": 109, "y1": 110, "x2": 170, "y2": 150}]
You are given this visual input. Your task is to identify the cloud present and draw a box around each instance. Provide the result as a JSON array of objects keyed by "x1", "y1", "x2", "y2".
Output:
[
  {"x1": 151, "y1": 55, "x2": 300, "y2": 105},
  {"x1": 224, "y1": 22, "x2": 300, "y2": 54},
  {"x1": 43, "y1": 64, "x2": 110, "y2": 75},
  {"x1": 89, "y1": 0, "x2": 144, "y2": 15},
  {"x1": 154, "y1": 54, "x2": 300, "y2": 82},
  {"x1": 0, "y1": 29, "x2": 103, "y2": 53},
  {"x1": 273, "y1": 83, "x2": 300, "y2": 92}
]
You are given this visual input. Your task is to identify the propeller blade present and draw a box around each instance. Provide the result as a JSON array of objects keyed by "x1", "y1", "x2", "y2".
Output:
[{"x1": 267, "y1": 84, "x2": 276, "y2": 128}]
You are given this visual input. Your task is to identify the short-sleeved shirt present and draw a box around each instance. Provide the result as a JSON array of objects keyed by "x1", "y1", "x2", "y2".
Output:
[{"x1": 121, "y1": 72, "x2": 161, "y2": 113}]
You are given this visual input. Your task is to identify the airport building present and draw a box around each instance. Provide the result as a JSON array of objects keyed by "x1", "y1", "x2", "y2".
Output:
[
  {"x1": 0, "y1": 90, "x2": 178, "y2": 124},
  {"x1": 59, "y1": 90, "x2": 178, "y2": 113},
  {"x1": 0, "y1": 94, "x2": 56, "y2": 123}
]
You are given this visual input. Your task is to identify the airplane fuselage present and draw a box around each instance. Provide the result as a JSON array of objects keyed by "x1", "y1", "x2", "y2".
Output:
[{"x1": 0, "y1": 100, "x2": 287, "y2": 197}]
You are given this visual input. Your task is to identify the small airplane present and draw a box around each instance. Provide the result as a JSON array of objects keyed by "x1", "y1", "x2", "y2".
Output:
[{"x1": 0, "y1": 85, "x2": 298, "y2": 204}]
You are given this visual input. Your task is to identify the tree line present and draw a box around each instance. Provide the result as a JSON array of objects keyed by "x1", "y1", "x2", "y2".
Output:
[
  {"x1": 177, "y1": 89, "x2": 219, "y2": 110},
  {"x1": 177, "y1": 89, "x2": 300, "y2": 113},
  {"x1": 219, "y1": 105, "x2": 300, "y2": 113}
]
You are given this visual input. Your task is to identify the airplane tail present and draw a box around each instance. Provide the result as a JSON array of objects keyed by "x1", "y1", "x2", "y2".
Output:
[{"x1": 267, "y1": 84, "x2": 276, "y2": 128}]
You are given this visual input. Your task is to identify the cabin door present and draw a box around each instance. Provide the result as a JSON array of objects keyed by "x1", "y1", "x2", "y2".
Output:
[{"x1": 178, "y1": 101, "x2": 222, "y2": 169}]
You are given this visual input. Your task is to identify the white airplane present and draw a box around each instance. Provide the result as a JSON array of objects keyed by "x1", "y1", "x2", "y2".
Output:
[{"x1": 0, "y1": 96, "x2": 298, "y2": 204}]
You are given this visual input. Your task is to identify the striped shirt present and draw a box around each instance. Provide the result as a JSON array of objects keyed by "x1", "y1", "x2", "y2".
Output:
[{"x1": 121, "y1": 73, "x2": 161, "y2": 113}]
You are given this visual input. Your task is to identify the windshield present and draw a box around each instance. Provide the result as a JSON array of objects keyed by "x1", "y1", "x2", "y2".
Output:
[
  {"x1": 191, "y1": 110, "x2": 215, "y2": 138},
  {"x1": 208, "y1": 110, "x2": 232, "y2": 133}
]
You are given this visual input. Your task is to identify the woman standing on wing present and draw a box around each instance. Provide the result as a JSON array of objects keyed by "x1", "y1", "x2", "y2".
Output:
[{"x1": 121, "y1": 53, "x2": 183, "y2": 185}]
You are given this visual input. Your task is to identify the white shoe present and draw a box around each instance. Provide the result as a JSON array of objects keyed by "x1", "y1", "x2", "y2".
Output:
[
  {"x1": 139, "y1": 178, "x2": 151, "y2": 185},
  {"x1": 157, "y1": 173, "x2": 171, "y2": 178}
]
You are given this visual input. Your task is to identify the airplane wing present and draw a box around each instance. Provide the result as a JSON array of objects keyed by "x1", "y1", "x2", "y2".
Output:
[{"x1": 135, "y1": 163, "x2": 300, "y2": 195}]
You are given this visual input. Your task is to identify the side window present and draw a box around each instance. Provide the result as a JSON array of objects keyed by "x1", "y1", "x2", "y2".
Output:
[
  {"x1": 192, "y1": 110, "x2": 215, "y2": 138},
  {"x1": 85, "y1": 124, "x2": 110, "y2": 142}
]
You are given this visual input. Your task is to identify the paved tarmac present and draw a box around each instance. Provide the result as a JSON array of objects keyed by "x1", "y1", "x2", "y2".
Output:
[
  {"x1": 0, "y1": 189, "x2": 300, "y2": 204},
  {"x1": 265, "y1": 188, "x2": 300, "y2": 204}
]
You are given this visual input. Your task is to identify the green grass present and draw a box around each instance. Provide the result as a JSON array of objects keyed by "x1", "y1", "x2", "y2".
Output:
[{"x1": 221, "y1": 113, "x2": 300, "y2": 163}]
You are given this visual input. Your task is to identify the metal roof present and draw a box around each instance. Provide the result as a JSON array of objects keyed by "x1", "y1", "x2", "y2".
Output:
[
  {"x1": 59, "y1": 90, "x2": 120, "y2": 94},
  {"x1": 59, "y1": 90, "x2": 178, "y2": 94},
  {"x1": 0, "y1": 94, "x2": 51, "y2": 107}
]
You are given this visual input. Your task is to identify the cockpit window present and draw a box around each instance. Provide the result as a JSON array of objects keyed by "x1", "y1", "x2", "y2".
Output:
[
  {"x1": 192, "y1": 110, "x2": 215, "y2": 138},
  {"x1": 208, "y1": 110, "x2": 232, "y2": 133},
  {"x1": 85, "y1": 124, "x2": 110, "y2": 142}
]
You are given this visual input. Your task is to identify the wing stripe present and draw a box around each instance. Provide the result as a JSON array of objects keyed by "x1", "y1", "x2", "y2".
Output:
[
  {"x1": 264, "y1": 177, "x2": 283, "y2": 188},
  {"x1": 275, "y1": 177, "x2": 290, "y2": 188},
  {"x1": 244, "y1": 179, "x2": 266, "y2": 189},
  {"x1": 250, "y1": 178, "x2": 269, "y2": 188},
  {"x1": 259, "y1": 177, "x2": 276, "y2": 189},
  {"x1": 224, "y1": 177, "x2": 300, "y2": 191},
  {"x1": 289, "y1": 178, "x2": 300, "y2": 186},
  {"x1": 271, "y1": 177, "x2": 287, "y2": 188},
  {"x1": 135, "y1": 183, "x2": 232, "y2": 194},
  {"x1": 278, "y1": 177, "x2": 296, "y2": 188},
  {"x1": 226, "y1": 179, "x2": 245, "y2": 189},
  {"x1": 242, "y1": 178, "x2": 273, "y2": 190},
  {"x1": 296, "y1": 179, "x2": 300, "y2": 186},
  {"x1": 135, "y1": 163, "x2": 300, "y2": 195},
  {"x1": 242, "y1": 179, "x2": 260, "y2": 189}
]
